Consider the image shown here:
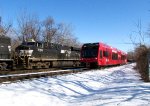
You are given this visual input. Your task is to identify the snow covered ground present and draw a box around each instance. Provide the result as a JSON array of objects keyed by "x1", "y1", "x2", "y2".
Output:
[{"x1": 0, "y1": 63, "x2": 150, "y2": 106}]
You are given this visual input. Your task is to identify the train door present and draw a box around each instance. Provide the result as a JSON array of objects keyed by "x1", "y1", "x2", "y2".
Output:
[
  {"x1": 107, "y1": 48, "x2": 111, "y2": 65},
  {"x1": 98, "y1": 44, "x2": 109, "y2": 66},
  {"x1": 98, "y1": 48, "x2": 103, "y2": 66},
  {"x1": 103, "y1": 48, "x2": 109, "y2": 66},
  {"x1": 118, "y1": 51, "x2": 121, "y2": 65}
]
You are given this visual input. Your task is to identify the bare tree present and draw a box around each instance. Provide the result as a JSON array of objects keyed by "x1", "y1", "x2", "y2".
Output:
[
  {"x1": 148, "y1": 24, "x2": 150, "y2": 38},
  {"x1": 53, "y1": 23, "x2": 81, "y2": 47},
  {"x1": 15, "y1": 13, "x2": 81, "y2": 47},
  {"x1": 0, "y1": 16, "x2": 12, "y2": 36},
  {"x1": 130, "y1": 20, "x2": 146, "y2": 46},
  {"x1": 130, "y1": 19, "x2": 150, "y2": 82},
  {"x1": 53, "y1": 23, "x2": 69, "y2": 44},
  {"x1": 42, "y1": 16, "x2": 57, "y2": 43},
  {"x1": 134, "y1": 45, "x2": 149, "y2": 82},
  {"x1": 17, "y1": 13, "x2": 41, "y2": 41}
]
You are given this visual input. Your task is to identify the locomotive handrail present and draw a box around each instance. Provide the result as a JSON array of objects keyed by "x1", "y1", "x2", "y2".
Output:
[{"x1": 29, "y1": 58, "x2": 80, "y2": 61}]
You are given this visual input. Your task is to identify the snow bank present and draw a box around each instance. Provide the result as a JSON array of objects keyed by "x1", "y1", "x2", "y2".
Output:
[{"x1": 0, "y1": 63, "x2": 150, "y2": 106}]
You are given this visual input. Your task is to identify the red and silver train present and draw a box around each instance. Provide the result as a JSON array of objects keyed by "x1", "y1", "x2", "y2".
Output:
[{"x1": 80, "y1": 42, "x2": 127, "y2": 68}]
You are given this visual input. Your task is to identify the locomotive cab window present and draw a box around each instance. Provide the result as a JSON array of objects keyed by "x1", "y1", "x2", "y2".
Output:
[
  {"x1": 36, "y1": 42, "x2": 43, "y2": 48},
  {"x1": 26, "y1": 42, "x2": 35, "y2": 46}
]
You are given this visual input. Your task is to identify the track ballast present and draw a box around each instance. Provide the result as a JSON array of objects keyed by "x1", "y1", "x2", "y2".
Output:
[{"x1": 0, "y1": 68, "x2": 89, "y2": 83}]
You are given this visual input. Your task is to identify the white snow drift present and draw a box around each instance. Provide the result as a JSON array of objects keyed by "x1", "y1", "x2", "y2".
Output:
[{"x1": 0, "y1": 63, "x2": 150, "y2": 106}]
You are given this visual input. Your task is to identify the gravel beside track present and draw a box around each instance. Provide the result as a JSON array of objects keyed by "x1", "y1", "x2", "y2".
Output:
[{"x1": 0, "y1": 68, "x2": 89, "y2": 83}]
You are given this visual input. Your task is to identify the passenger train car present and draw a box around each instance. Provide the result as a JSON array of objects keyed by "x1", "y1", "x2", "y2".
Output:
[{"x1": 80, "y1": 42, "x2": 127, "y2": 68}]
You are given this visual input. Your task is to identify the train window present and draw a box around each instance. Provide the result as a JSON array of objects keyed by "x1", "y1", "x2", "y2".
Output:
[
  {"x1": 112, "y1": 53, "x2": 118, "y2": 60},
  {"x1": 100, "y1": 50, "x2": 102, "y2": 59},
  {"x1": 121, "y1": 55, "x2": 126, "y2": 60},
  {"x1": 37, "y1": 43, "x2": 43, "y2": 48},
  {"x1": 16, "y1": 45, "x2": 30, "y2": 50},
  {"x1": 103, "y1": 51, "x2": 109, "y2": 57},
  {"x1": 26, "y1": 42, "x2": 35, "y2": 46}
]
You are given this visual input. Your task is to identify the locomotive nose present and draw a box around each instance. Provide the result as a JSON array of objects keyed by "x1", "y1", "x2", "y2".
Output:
[
  {"x1": 19, "y1": 50, "x2": 33, "y2": 57},
  {"x1": 16, "y1": 45, "x2": 33, "y2": 57}
]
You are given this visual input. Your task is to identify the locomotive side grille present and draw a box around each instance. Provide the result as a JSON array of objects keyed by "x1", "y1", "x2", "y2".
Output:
[{"x1": 0, "y1": 54, "x2": 9, "y2": 59}]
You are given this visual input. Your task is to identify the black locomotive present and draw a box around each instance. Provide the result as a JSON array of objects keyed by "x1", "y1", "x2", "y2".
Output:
[
  {"x1": 15, "y1": 39, "x2": 81, "y2": 69},
  {"x1": 0, "y1": 36, "x2": 13, "y2": 70},
  {"x1": 0, "y1": 36, "x2": 81, "y2": 70}
]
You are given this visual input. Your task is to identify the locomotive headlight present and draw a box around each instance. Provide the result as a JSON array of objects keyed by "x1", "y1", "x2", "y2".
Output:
[
  {"x1": 8, "y1": 46, "x2": 11, "y2": 52},
  {"x1": 19, "y1": 50, "x2": 33, "y2": 57}
]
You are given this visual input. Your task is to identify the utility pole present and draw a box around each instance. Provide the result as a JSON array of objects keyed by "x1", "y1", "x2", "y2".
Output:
[
  {"x1": 0, "y1": 16, "x2": 2, "y2": 36},
  {"x1": 0, "y1": 16, "x2": 1, "y2": 25}
]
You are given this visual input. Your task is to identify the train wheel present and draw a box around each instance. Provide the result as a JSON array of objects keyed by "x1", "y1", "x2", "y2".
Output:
[
  {"x1": 41, "y1": 62, "x2": 49, "y2": 69},
  {"x1": 73, "y1": 61, "x2": 80, "y2": 67},
  {"x1": 81, "y1": 62, "x2": 86, "y2": 68},
  {"x1": 0, "y1": 62, "x2": 7, "y2": 71},
  {"x1": 97, "y1": 65, "x2": 101, "y2": 69},
  {"x1": 49, "y1": 62, "x2": 53, "y2": 68},
  {"x1": 0, "y1": 64, "x2": 2, "y2": 71},
  {"x1": 26, "y1": 63, "x2": 33, "y2": 70},
  {"x1": 45, "y1": 62, "x2": 50, "y2": 68},
  {"x1": 12, "y1": 61, "x2": 16, "y2": 70},
  {"x1": 72, "y1": 61, "x2": 76, "y2": 67},
  {"x1": 37, "y1": 62, "x2": 42, "y2": 69}
]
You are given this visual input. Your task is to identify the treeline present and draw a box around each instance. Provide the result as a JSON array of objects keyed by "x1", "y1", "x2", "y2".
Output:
[
  {"x1": 127, "y1": 20, "x2": 150, "y2": 82},
  {"x1": 134, "y1": 45, "x2": 150, "y2": 82},
  {"x1": 0, "y1": 13, "x2": 81, "y2": 50}
]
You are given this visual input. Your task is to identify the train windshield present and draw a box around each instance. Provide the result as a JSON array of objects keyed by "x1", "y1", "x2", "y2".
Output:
[
  {"x1": 81, "y1": 43, "x2": 99, "y2": 58},
  {"x1": 26, "y1": 42, "x2": 35, "y2": 45}
]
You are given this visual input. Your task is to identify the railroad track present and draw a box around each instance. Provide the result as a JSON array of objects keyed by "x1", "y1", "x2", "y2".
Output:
[
  {"x1": 0, "y1": 67, "x2": 89, "y2": 83},
  {"x1": 0, "y1": 64, "x2": 128, "y2": 83}
]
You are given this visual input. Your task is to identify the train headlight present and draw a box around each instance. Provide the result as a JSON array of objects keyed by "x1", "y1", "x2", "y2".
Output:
[{"x1": 19, "y1": 50, "x2": 33, "y2": 57}]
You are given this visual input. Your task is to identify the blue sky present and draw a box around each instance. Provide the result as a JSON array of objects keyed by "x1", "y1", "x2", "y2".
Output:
[{"x1": 0, "y1": 0, "x2": 150, "y2": 52}]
